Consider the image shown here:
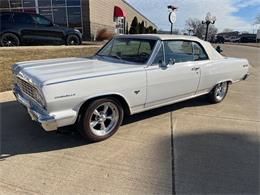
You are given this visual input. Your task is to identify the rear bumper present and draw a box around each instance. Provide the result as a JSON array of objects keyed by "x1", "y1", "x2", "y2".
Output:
[{"x1": 13, "y1": 85, "x2": 58, "y2": 131}]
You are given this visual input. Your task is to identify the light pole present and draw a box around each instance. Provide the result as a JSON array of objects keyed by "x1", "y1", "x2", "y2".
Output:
[
  {"x1": 168, "y1": 5, "x2": 178, "y2": 34},
  {"x1": 187, "y1": 27, "x2": 193, "y2": 36},
  {"x1": 202, "y1": 12, "x2": 216, "y2": 41}
]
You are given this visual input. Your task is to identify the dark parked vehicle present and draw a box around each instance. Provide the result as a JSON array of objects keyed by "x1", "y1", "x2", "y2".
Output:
[
  {"x1": 0, "y1": 12, "x2": 82, "y2": 47},
  {"x1": 239, "y1": 34, "x2": 256, "y2": 43},
  {"x1": 211, "y1": 35, "x2": 225, "y2": 44}
]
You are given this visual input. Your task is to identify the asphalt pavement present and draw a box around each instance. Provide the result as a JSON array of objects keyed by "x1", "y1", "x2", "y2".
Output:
[{"x1": 0, "y1": 44, "x2": 259, "y2": 195}]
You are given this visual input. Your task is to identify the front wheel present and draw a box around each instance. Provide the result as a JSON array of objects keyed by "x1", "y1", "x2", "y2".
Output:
[
  {"x1": 79, "y1": 98, "x2": 124, "y2": 142},
  {"x1": 208, "y1": 82, "x2": 229, "y2": 103}
]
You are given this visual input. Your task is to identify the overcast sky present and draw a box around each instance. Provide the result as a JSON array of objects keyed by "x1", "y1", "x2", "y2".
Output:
[{"x1": 125, "y1": 0, "x2": 260, "y2": 33}]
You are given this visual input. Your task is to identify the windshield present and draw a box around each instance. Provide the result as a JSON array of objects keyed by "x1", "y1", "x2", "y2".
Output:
[{"x1": 97, "y1": 38, "x2": 157, "y2": 64}]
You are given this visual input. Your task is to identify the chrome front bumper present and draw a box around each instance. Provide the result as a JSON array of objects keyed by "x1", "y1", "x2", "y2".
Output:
[{"x1": 13, "y1": 85, "x2": 58, "y2": 131}]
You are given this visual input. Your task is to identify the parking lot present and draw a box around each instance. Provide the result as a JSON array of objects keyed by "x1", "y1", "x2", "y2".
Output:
[{"x1": 0, "y1": 44, "x2": 259, "y2": 194}]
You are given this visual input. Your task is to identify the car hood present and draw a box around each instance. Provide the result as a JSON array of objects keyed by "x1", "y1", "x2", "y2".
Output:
[{"x1": 13, "y1": 57, "x2": 144, "y2": 86}]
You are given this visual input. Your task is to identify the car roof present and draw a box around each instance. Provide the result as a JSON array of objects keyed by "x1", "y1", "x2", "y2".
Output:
[
  {"x1": 114, "y1": 34, "x2": 204, "y2": 42},
  {"x1": 114, "y1": 34, "x2": 224, "y2": 61}
]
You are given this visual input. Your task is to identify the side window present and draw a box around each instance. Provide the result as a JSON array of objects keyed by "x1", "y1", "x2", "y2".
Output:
[
  {"x1": 13, "y1": 13, "x2": 33, "y2": 25},
  {"x1": 193, "y1": 42, "x2": 209, "y2": 61},
  {"x1": 164, "y1": 41, "x2": 193, "y2": 63},
  {"x1": 139, "y1": 41, "x2": 153, "y2": 55},
  {"x1": 32, "y1": 15, "x2": 51, "y2": 26},
  {"x1": 152, "y1": 45, "x2": 164, "y2": 65}
]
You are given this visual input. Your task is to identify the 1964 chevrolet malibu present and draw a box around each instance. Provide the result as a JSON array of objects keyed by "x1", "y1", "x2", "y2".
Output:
[{"x1": 13, "y1": 34, "x2": 249, "y2": 141}]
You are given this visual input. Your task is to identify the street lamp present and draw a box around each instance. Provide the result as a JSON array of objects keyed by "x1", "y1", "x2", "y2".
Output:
[
  {"x1": 187, "y1": 27, "x2": 194, "y2": 36},
  {"x1": 168, "y1": 5, "x2": 178, "y2": 34},
  {"x1": 202, "y1": 12, "x2": 216, "y2": 41}
]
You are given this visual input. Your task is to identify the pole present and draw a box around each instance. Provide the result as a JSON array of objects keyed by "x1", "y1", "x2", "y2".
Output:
[
  {"x1": 171, "y1": 23, "x2": 173, "y2": 34},
  {"x1": 205, "y1": 22, "x2": 209, "y2": 41}
]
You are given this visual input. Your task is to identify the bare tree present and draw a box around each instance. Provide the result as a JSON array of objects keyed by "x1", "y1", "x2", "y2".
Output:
[
  {"x1": 185, "y1": 18, "x2": 218, "y2": 40},
  {"x1": 255, "y1": 14, "x2": 260, "y2": 24}
]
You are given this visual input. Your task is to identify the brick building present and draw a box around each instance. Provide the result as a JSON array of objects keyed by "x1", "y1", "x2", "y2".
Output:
[{"x1": 0, "y1": 0, "x2": 157, "y2": 40}]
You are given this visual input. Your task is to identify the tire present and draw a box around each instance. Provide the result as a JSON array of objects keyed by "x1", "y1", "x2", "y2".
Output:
[
  {"x1": 66, "y1": 34, "x2": 81, "y2": 45},
  {"x1": 208, "y1": 82, "x2": 229, "y2": 103},
  {"x1": 79, "y1": 98, "x2": 124, "y2": 142},
  {"x1": 0, "y1": 33, "x2": 20, "y2": 47}
]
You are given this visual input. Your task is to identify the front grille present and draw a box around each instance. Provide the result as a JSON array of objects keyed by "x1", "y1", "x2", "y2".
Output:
[{"x1": 16, "y1": 77, "x2": 39, "y2": 101}]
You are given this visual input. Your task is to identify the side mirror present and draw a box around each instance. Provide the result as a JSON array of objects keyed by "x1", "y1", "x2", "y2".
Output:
[
  {"x1": 159, "y1": 58, "x2": 175, "y2": 69},
  {"x1": 159, "y1": 60, "x2": 168, "y2": 68}
]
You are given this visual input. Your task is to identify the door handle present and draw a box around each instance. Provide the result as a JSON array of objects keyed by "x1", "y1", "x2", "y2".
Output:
[{"x1": 191, "y1": 67, "x2": 200, "y2": 71}]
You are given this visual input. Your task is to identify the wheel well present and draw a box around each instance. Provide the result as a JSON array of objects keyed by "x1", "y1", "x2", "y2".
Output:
[
  {"x1": 76, "y1": 94, "x2": 131, "y2": 123},
  {"x1": 66, "y1": 33, "x2": 80, "y2": 40},
  {"x1": 210, "y1": 80, "x2": 232, "y2": 93},
  {"x1": 217, "y1": 80, "x2": 233, "y2": 85}
]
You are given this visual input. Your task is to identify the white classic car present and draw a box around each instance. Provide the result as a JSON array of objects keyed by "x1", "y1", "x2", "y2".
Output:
[{"x1": 13, "y1": 34, "x2": 249, "y2": 141}]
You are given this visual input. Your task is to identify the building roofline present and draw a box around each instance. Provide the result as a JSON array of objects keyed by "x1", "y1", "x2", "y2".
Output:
[{"x1": 121, "y1": 0, "x2": 158, "y2": 29}]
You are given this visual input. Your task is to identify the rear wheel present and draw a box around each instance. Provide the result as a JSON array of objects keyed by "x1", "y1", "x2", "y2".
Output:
[
  {"x1": 0, "y1": 33, "x2": 20, "y2": 47},
  {"x1": 66, "y1": 34, "x2": 81, "y2": 45},
  {"x1": 79, "y1": 98, "x2": 124, "y2": 142},
  {"x1": 208, "y1": 82, "x2": 229, "y2": 103}
]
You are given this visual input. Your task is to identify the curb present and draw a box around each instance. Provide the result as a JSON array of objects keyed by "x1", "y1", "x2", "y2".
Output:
[
  {"x1": 224, "y1": 43, "x2": 260, "y2": 48},
  {"x1": 0, "y1": 91, "x2": 15, "y2": 103}
]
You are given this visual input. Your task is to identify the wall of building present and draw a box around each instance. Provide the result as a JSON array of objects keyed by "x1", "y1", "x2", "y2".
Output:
[
  {"x1": 88, "y1": 0, "x2": 157, "y2": 40},
  {"x1": 81, "y1": 0, "x2": 91, "y2": 40}
]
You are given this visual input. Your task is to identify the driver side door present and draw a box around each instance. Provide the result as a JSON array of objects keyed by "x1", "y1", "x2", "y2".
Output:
[
  {"x1": 145, "y1": 40, "x2": 201, "y2": 108},
  {"x1": 30, "y1": 14, "x2": 65, "y2": 44}
]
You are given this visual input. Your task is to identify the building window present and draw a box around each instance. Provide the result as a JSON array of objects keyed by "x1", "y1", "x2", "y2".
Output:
[
  {"x1": 1, "y1": 0, "x2": 82, "y2": 37},
  {"x1": 52, "y1": 0, "x2": 65, "y2": 6},
  {"x1": 67, "y1": 7, "x2": 81, "y2": 28},
  {"x1": 38, "y1": 0, "x2": 51, "y2": 7},
  {"x1": 67, "y1": 0, "x2": 80, "y2": 6},
  {"x1": 1, "y1": 0, "x2": 10, "y2": 8},
  {"x1": 10, "y1": 0, "x2": 22, "y2": 8},
  {"x1": 53, "y1": 7, "x2": 67, "y2": 26},
  {"x1": 22, "y1": 0, "x2": 35, "y2": 7},
  {"x1": 115, "y1": 17, "x2": 125, "y2": 34}
]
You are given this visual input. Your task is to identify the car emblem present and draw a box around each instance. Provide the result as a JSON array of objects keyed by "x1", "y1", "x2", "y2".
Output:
[{"x1": 134, "y1": 90, "x2": 140, "y2": 95}]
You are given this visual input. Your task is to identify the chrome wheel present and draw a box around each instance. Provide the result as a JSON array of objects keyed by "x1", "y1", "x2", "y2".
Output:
[
  {"x1": 89, "y1": 102, "x2": 119, "y2": 136},
  {"x1": 214, "y1": 82, "x2": 228, "y2": 101}
]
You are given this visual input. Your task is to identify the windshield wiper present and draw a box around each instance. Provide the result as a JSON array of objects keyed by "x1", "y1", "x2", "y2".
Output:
[{"x1": 109, "y1": 54, "x2": 122, "y2": 60}]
